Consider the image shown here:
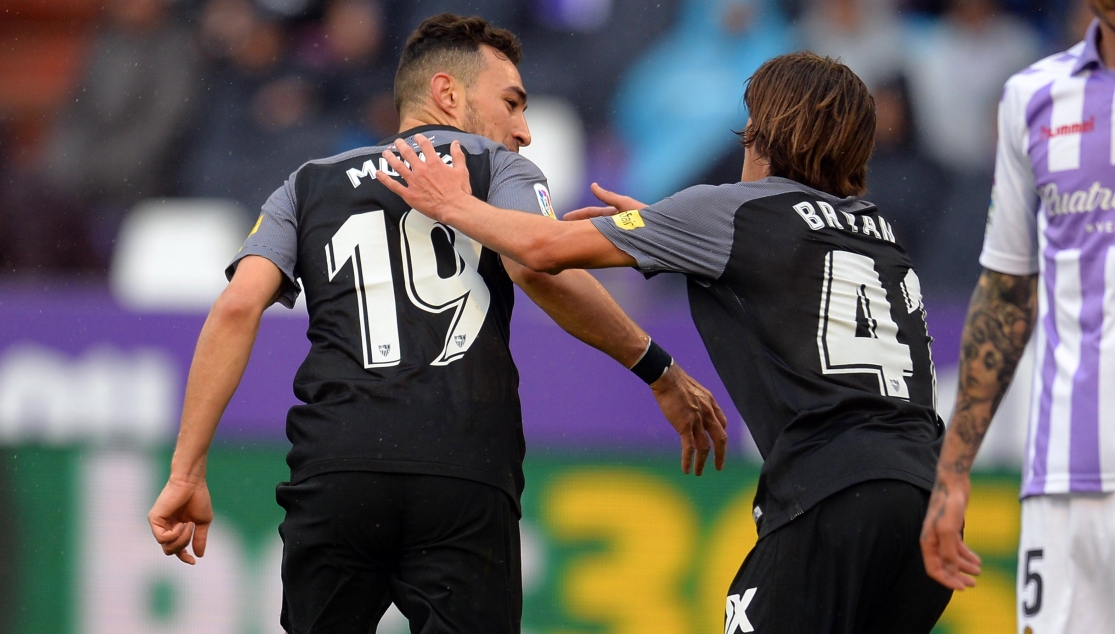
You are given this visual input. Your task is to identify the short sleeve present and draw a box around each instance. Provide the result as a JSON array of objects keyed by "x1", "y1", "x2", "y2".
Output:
[
  {"x1": 488, "y1": 150, "x2": 556, "y2": 218},
  {"x1": 589, "y1": 184, "x2": 735, "y2": 280},
  {"x1": 226, "y1": 175, "x2": 302, "y2": 307},
  {"x1": 980, "y1": 80, "x2": 1040, "y2": 276}
]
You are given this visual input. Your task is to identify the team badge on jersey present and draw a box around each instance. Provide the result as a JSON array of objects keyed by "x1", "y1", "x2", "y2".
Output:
[
  {"x1": 612, "y1": 209, "x2": 645, "y2": 230},
  {"x1": 534, "y1": 183, "x2": 556, "y2": 218}
]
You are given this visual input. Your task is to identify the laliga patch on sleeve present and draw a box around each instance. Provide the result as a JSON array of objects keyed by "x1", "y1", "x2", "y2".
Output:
[
  {"x1": 533, "y1": 183, "x2": 556, "y2": 219},
  {"x1": 611, "y1": 209, "x2": 645, "y2": 230}
]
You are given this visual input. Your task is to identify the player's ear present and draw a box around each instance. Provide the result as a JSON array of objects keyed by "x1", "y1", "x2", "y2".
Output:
[{"x1": 429, "y1": 73, "x2": 461, "y2": 115}]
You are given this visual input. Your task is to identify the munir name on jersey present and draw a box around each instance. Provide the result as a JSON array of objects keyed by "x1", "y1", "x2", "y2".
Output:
[
  {"x1": 791, "y1": 199, "x2": 898, "y2": 242},
  {"x1": 346, "y1": 148, "x2": 453, "y2": 189}
]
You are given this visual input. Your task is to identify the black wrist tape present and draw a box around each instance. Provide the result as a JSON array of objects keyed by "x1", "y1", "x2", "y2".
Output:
[{"x1": 631, "y1": 340, "x2": 674, "y2": 385}]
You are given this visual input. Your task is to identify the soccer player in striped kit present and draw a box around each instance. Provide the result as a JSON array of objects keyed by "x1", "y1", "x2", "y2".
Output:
[{"x1": 921, "y1": 3, "x2": 1115, "y2": 632}]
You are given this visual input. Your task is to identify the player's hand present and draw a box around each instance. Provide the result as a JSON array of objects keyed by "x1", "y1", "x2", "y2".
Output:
[
  {"x1": 562, "y1": 183, "x2": 648, "y2": 221},
  {"x1": 561, "y1": 205, "x2": 617, "y2": 221},
  {"x1": 562, "y1": 183, "x2": 648, "y2": 220},
  {"x1": 591, "y1": 182, "x2": 647, "y2": 213},
  {"x1": 377, "y1": 134, "x2": 472, "y2": 223},
  {"x1": 919, "y1": 472, "x2": 982, "y2": 590},
  {"x1": 650, "y1": 363, "x2": 729, "y2": 476},
  {"x1": 148, "y1": 473, "x2": 214, "y2": 565}
]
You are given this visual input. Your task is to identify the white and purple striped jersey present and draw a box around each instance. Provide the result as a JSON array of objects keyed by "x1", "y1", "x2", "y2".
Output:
[{"x1": 982, "y1": 20, "x2": 1115, "y2": 497}]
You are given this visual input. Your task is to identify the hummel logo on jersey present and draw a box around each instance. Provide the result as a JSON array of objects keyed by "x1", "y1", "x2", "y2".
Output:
[
  {"x1": 378, "y1": 344, "x2": 391, "y2": 357},
  {"x1": 454, "y1": 335, "x2": 467, "y2": 348},
  {"x1": 1040, "y1": 116, "x2": 1095, "y2": 139},
  {"x1": 725, "y1": 588, "x2": 757, "y2": 633}
]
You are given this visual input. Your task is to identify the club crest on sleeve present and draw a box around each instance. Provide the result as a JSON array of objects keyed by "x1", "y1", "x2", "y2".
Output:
[
  {"x1": 534, "y1": 183, "x2": 556, "y2": 218},
  {"x1": 612, "y1": 209, "x2": 645, "y2": 230}
]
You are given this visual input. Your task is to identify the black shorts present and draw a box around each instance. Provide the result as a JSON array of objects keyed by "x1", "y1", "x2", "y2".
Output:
[
  {"x1": 276, "y1": 472, "x2": 521, "y2": 634},
  {"x1": 725, "y1": 479, "x2": 952, "y2": 634}
]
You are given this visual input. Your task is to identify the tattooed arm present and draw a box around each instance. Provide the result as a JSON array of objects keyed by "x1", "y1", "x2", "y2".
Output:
[{"x1": 920, "y1": 269, "x2": 1039, "y2": 590}]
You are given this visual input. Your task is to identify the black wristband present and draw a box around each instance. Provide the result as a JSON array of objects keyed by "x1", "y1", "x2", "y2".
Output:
[{"x1": 631, "y1": 340, "x2": 674, "y2": 385}]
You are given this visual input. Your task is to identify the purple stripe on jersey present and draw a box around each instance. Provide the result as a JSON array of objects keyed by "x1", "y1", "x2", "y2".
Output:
[
  {"x1": 1079, "y1": 74, "x2": 1114, "y2": 179},
  {"x1": 1070, "y1": 251, "x2": 1106, "y2": 491},
  {"x1": 1031, "y1": 253, "x2": 1061, "y2": 490},
  {"x1": 1027, "y1": 82, "x2": 1055, "y2": 183}
]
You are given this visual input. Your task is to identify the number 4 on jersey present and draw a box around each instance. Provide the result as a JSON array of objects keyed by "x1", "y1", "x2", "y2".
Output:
[{"x1": 816, "y1": 250, "x2": 920, "y2": 399}]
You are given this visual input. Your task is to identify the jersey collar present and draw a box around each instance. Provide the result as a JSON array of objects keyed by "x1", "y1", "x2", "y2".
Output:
[
  {"x1": 377, "y1": 124, "x2": 465, "y2": 146},
  {"x1": 1073, "y1": 19, "x2": 1104, "y2": 75}
]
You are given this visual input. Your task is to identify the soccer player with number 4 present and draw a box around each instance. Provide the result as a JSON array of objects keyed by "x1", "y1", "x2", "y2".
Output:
[
  {"x1": 383, "y1": 52, "x2": 954, "y2": 633},
  {"x1": 146, "y1": 14, "x2": 727, "y2": 634},
  {"x1": 921, "y1": 3, "x2": 1115, "y2": 632}
]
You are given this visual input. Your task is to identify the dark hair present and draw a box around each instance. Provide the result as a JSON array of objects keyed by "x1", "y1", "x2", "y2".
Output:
[
  {"x1": 741, "y1": 52, "x2": 876, "y2": 197},
  {"x1": 394, "y1": 14, "x2": 522, "y2": 114}
]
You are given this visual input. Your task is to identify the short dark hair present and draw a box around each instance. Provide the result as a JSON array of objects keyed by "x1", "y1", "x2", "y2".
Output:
[
  {"x1": 394, "y1": 14, "x2": 522, "y2": 114},
  {"x1": 741, "y1": 52, "x2": 875, "y2": 197}
]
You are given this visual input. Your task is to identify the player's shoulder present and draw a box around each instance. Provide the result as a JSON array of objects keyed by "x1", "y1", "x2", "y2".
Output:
[
  {"x1": 410, "y1": 129, "x2": 540, "y2": 172},
  {"x1": 1003, "y1": 41, "x2": 1086, "y2": 97},
  {"x1": 267, "y1": 146, "x2": 373, "y2": 182},
  {"x1": 672, "y1": 177, "x2": 838, "y2": 210}
]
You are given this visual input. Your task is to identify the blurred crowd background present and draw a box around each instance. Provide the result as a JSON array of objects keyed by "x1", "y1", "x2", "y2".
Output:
[{"x1": 0, "y1": 0, "x2": 1094, "y2": 300}]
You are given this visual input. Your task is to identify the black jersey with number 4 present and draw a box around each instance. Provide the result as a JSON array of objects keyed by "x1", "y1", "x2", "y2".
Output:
[
  {"x1": 227, "y1": 125, "x2": 557, "y2": 509},
  {"x1": 592, "y1": 177, "x2": 944, "y2": 537}
]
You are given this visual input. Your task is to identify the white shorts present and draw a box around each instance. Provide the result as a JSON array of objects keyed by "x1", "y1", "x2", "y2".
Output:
[{"x1": 1017, "y1": 493, "x2": 1115, "y2": 634}]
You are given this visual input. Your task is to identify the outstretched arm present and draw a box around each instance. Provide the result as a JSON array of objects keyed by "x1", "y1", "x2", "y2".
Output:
[
  {"x1": 148, "y1": 255, "x2": 282, "y2": 564},
  {"x1": 504, "y1": 257, "x2": 728, "y2": 474},
  {"x1": 378, "y1": 134, "x2": 635, "y2": 273},
  {"x1": 920, "y1": 269, "x2": 1038, "y2": 589},
  {"x1": 385, "y1": 134, "x2": 729, "y2": 472}
]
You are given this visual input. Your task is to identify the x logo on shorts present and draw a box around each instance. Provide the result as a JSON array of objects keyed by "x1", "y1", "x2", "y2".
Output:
[{"x1": 725, "y1": 587, "x2": 757, "y2": 633}]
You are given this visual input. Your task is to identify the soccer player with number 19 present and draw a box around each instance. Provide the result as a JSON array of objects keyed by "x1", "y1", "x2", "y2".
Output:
[{"x1": 383, "y1": 52, "x2": 955, "y2": 633}]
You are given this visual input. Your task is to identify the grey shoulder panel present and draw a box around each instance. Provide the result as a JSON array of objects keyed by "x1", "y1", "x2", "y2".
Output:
[
  {"x1": 226, "y1": 172, "x2": 302, "y2": 308},
  {"x1": 487, "y1": 149, "x2": 551, "y2": 217},
  {"x1": 417, "y1": 132, "x2": 551, "y2": 216},
  {"x1": 589, "y1": 178, "x2": 864, "y2": 280},
  {"x1": 591, "y1": 183, "x2": 737, "y2": 279}
]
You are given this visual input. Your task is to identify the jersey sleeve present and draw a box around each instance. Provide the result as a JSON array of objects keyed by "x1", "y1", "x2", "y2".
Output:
[
  {"x1": 589, "y1": 184, "x2": 734, "y2": 280},
  {"x1": 225, "y1": 175, "x2": 302, "y2": 308},
  {"x1": 980, "y1": 79, "x2": 1040, "y2": 276},
  {"x1": 487, "y1": 149, "x2": 556, "y2": 218}
]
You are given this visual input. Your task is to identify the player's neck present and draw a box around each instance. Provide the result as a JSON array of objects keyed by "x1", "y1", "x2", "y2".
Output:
[
  {"x1": 741, "y1": 148, "x2": 771, "y2": 182},
  {"x1": 1097, "y1": 17, "x2": 1115, "y2": 69},
  {"x1": 397, "y1": 109, "x2": 462, "y2": 135}
]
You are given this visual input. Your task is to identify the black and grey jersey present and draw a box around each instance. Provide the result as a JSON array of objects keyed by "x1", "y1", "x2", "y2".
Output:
[
  {"x1": 592, "y1": 176, "x2": 944, "y2": 537},
  {"x1": 227, "y1": 125, "x2": 557, "y2": 509}
]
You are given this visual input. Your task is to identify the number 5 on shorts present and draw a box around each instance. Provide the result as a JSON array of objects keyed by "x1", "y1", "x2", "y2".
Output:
[{"x1": 1022, "y1": 548, "x2": 1043, "y2": 617}]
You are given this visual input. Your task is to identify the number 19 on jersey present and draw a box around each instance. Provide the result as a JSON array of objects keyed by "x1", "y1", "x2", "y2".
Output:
[{"x1": 326, "y1": 208, "x2": 492, "y2": 369}]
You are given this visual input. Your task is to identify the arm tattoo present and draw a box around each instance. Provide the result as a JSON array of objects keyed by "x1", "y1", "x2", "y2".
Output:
[{"x1": 946, "y1": 269, "x2": 1038, "y2": 474}]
